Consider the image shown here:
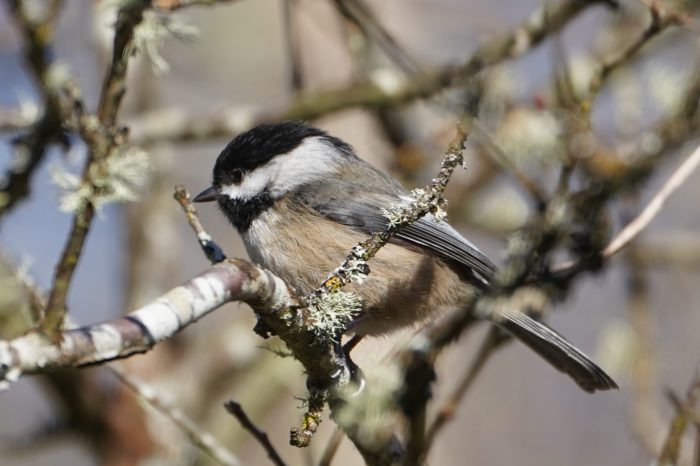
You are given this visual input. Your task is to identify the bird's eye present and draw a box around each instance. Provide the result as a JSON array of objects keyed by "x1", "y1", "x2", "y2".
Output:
[{"x1": 231, "y1": 169, "x2": 244, "y2": 185}]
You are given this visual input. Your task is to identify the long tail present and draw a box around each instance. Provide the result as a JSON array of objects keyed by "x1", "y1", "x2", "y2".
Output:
[{"x1": 493, "y1": 311, "x2": 618, "y2": 393}]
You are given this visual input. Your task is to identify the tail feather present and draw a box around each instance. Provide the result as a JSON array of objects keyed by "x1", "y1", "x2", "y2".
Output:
[{"x1": 494, "y1": 311, "x2": 618, "y2": 393}]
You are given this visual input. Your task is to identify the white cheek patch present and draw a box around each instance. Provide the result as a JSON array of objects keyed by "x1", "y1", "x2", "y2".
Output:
[
  {"x1": 220, "y1": 170, "x2": 271, "y2": 200},
  {"x1": 220, "y1": 136, "x2": 339, "y2": 200}
]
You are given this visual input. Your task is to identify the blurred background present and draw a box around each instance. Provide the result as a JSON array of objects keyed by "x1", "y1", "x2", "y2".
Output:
[{"x1": 1, "y1": 0, "x2": 700, "y2": 464}]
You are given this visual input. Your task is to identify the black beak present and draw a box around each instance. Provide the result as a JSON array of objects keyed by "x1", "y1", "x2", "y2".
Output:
[{"x1": 193, "y1": 186, "x2": 218, "y2": 203}]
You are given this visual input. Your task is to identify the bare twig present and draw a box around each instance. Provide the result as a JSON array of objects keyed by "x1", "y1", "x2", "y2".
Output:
[
  {"x1": 552, "y1": 141, "x2": 700, "y2": 273},
  {"x1": 399, "y1": 348, "x2": 431, "y2": 466},
  {"x1": 224, "y1": 400, "x2": 288, "y2": 466},
  {"x1": 174, "y1": 186, "x2": 227, "y2": 263},
  {"x1": 114, "y1": 366, "x2": 241, "y2": 466},
  {"x1": 422, "y1": 327, "x2": 508, "y2": 458},
  {"x1": 603, "y1": 143, "x2": 700, "y2": 258}
]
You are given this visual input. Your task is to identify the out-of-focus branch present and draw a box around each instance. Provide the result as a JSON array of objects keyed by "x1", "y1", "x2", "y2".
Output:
[
  {"x1": 658, "y1": 364, "x2": 700, "y2": 466},
  {"x1": 553, "y1": 141, "x2": 700, "y2": 272},
  {"x1": 129, "y1": 0, "x2": 616, "y2": 146},
  {"x1": 153, "y1": 0, "x2": 239, "y2": 10},
  {"x1": 114, "y1": 366, "x2": 242, "y2": 466},
  {"x1": 634, "y1": 235, "x2": 700, "y2": 267},
  {"x1": 588, "y1": 3, "x2": 682, "y2": 97},
  {"x1": 97, "y1": 1, "x2": 151, "y2": 126},
  {"x1": 42, "y1": 0, "x2": 152, "y2": 338},
  {"x1": 422, "y1": 327, "x2": 508, "y2": 458},
  {"x1": 625, "y1": 237, "x2": 665, "y2": 460},
  {"x1": 0, "y1": 107, "x2": 35, "y2": 133},
  {"x1": 331, "y1": 0, "x2": 418, "y2": 74},
  {"x1": 0, "y1": 0, "x2": 65, "y2": 218},
  {"x1": 224, "y1": 401, "x2": 287, "y2": 466},
  {"x1": 317, "y1": 428, "x2": 344, "y2": 466},
  {"x1": 603, "y1": 143, "x2": 700, "y2": 257},
  {"x1": 282, "y1": 0, "x2": 304, "y2": 92}
]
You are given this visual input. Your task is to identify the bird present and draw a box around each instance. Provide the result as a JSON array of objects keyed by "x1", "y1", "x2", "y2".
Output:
[{"x1": 193, "y1": 120, "x2": 617, "y2": 393}]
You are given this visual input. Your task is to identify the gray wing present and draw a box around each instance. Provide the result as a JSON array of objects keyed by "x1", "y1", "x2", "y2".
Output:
[{"x1": 295, "y1": 169, "x2": 496, "y2": 284}]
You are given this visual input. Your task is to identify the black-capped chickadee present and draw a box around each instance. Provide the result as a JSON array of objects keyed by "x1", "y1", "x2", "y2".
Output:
[{"x1": 194, "y1": 121, "x2": 617, "y2": 393}]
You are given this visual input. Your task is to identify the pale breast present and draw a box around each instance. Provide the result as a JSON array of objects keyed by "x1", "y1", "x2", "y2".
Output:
[{"x1": 242, "y1": 199, "x2": 476, "y2": 335}]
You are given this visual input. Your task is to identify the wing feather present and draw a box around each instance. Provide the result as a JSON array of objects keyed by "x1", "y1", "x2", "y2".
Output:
[{"x1": 295, "y1": 168, "x2": 495, "y2": 283}]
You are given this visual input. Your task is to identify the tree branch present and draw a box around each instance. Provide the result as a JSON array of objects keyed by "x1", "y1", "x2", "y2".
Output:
[
  {"x1": 0, "y1": 259, "x2": 293, "y2": 385},
  {"x1": 0, "y1": 0, "x2": 65, "y2": 218},
  {"x1": 128, "y1": 0, "x2": 616, "y2": 146},
  {"x1": 224, "y1": 400, "x2": 287, "y2": 466},
  {"x1": 42, "y1": 0, "x2": 153, "y2": 338}
]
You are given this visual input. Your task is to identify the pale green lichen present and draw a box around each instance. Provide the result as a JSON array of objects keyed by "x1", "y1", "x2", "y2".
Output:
[
  {"x1": 381, "y1": 188, "x2": 449, "y2": 227},
  {"x1": 51, "y1": 146, "x2": 150, "y2": 214},
  {"x1": 307, "y1": 291, "x2": 362, "y2": 343},
  {"x1": 133, "y1": 11, "x2": 198, "y2": 75}
]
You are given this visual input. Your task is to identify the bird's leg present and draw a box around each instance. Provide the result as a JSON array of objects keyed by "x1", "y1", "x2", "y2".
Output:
[{"x1": 340, "y1": 335, "x2": 366, "y2": 395}]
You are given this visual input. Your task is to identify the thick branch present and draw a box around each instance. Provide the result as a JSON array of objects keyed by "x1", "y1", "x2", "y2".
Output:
[{"x1": 0, "y1": 259, "x2": 292, "y2": 384}]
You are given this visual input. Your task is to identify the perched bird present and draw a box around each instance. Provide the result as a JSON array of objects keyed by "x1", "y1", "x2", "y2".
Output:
[{"x1": 194, "y1": 121, "x2": 617, "y2": 393}]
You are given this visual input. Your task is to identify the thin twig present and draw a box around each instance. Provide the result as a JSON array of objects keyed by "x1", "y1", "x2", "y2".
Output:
[
  {"x1": 174, "y1": 186, "x2": 227, "y2": 263},
  {"x1": 224, "y1": 400, "x2": 288, "y2": 466},
  {"x1": 603, "y1": 143, "x2": 700, "y2": 258},
  {"x1": 422, "y1": 327, "x2": 508, "y2": 459},
  {"x1": 552, "y1": 141, "x2": 700, "y2": 273},
  {"x1": 589, "y1": 3, "x2": 681, "y2": 98},
  {"x1": 331, "y1": 0, "x2": 418, "y2": 74},
  {"x1": 97, "y1": 0, "x2": 152, "y2": 126},
  {"x1": 153, "y1": 0, "x2": 239, "y2": 10},
  {"x1": 113, "y1": 366, "x2": 241, "y2": 466}
]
